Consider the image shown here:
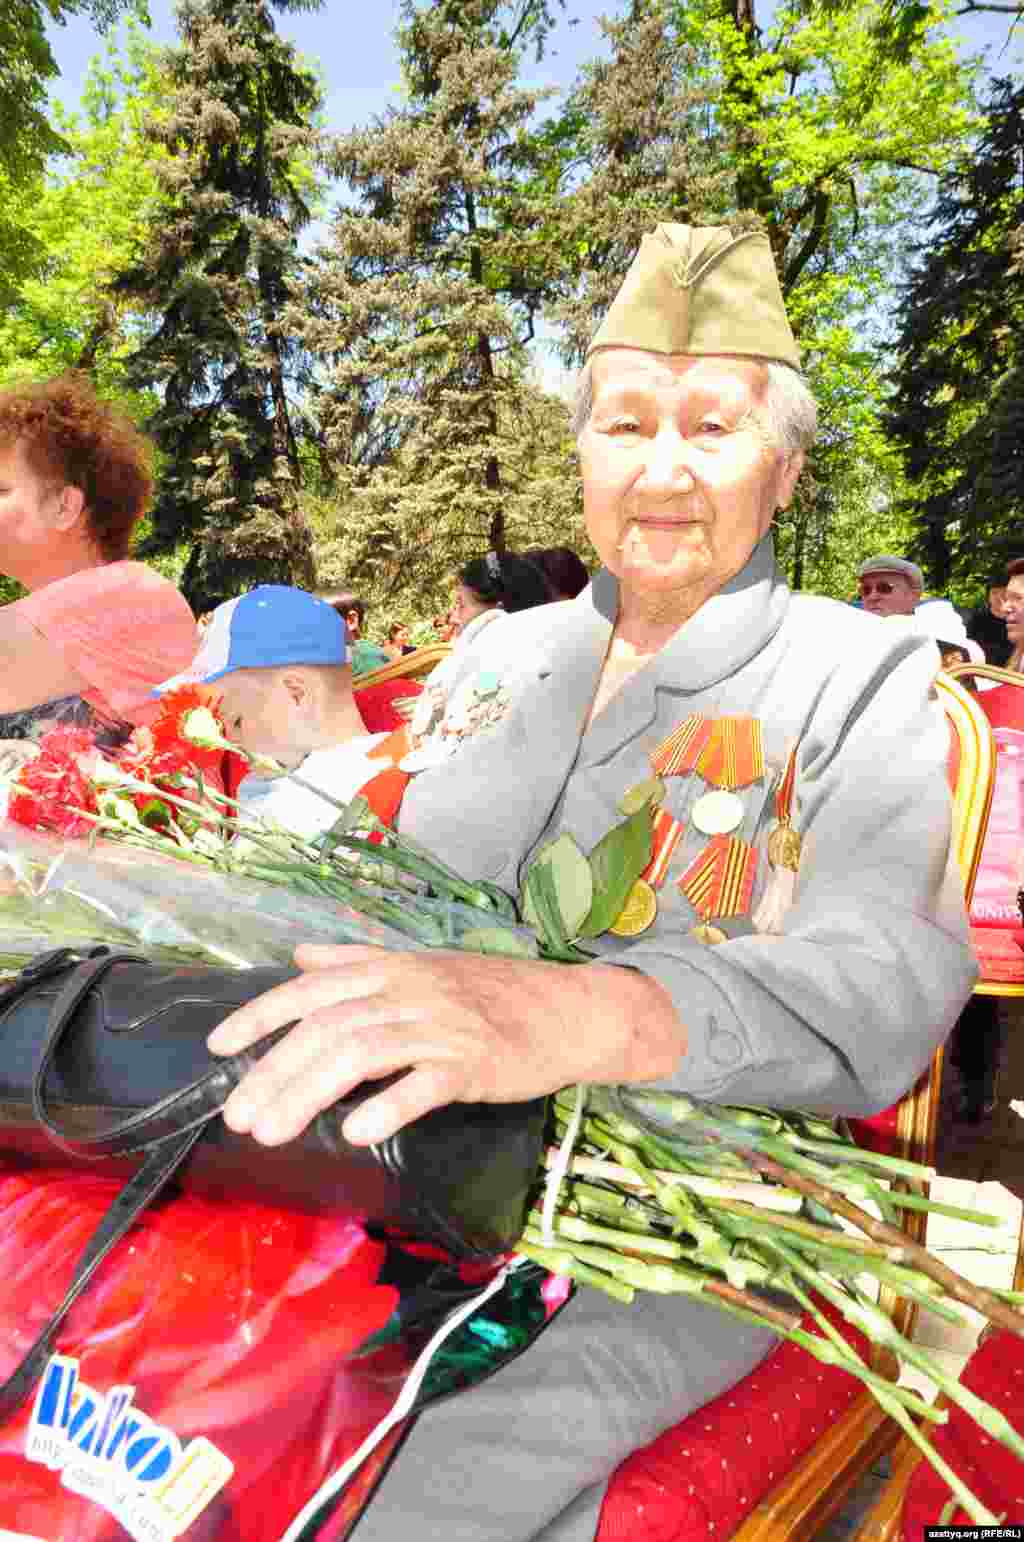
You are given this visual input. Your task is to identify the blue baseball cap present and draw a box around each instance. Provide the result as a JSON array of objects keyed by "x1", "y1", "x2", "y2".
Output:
[{"x1": 154, "y1": 585, "x2": 347, "y2": 694}]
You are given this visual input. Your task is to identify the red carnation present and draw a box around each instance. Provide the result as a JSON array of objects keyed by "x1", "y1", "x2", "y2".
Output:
[{"x1": 8, "y1": 726, "x2": 100, "y2": 839}]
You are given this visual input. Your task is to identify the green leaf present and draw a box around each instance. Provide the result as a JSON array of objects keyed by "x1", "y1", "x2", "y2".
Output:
[
  {"x1": 580, "y1": 804, "x2": 654, "y2": 939},
  {"x1": 460, "y1": 927, "x2": 537, "y2": 959},
  {"x1": 521, "y1": 833, "x2": 593, "y2": 940}
]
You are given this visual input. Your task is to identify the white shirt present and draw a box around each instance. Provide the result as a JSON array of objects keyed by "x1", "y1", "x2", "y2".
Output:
[{"x1": 237, "y1": 733, "x2": 389, "y2": 840}]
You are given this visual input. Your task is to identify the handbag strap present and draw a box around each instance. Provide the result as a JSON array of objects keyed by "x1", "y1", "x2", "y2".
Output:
[
  {"x1": 32, "y1": 949, "x2": 286, "y2": 1159},
  {"x1": 0, "y1": 1122, "x2": 205, "y2": 1423},
  {"x1": 0, "y1": 948, "x2": 283, "y2": 1420}
]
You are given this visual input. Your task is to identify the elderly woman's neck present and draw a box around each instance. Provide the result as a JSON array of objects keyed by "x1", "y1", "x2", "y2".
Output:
[
  {"x1": 18, "y1": 532, "x2": 107, "y2": 592},
  {"x1": 613, "y1": 578, "x2": 720, "y2": 655}
]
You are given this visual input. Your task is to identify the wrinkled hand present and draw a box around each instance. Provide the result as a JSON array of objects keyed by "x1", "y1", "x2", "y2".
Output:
[{"x1": 207, "y1": 943, "x2": 683, "y2": 1148}]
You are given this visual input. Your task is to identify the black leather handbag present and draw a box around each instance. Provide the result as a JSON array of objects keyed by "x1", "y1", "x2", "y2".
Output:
[{"x1": 0, "y1": 946, "x2": 548, "y2": 1420}]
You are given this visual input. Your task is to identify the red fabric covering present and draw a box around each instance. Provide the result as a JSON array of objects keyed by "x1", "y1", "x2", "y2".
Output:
[
  {"x1": 0, "y1": 1163, "x2": 408, "y2": 1540},
  {"x1": 971, "y1": 925, "x2": 1024, "y2": 984},
  {"x1": 901, "y1": 1329, "x2": 1024, "y2": 1538},
  {"x1": 354, "y1": 678, "x2": 423, "y2": 733},
  {"x1": 597, "y1": 1301, "x2": 871, "y2": 1542},
  {"x1": 847, "y1": 1105, "x2": 901, "y2": 1157}
]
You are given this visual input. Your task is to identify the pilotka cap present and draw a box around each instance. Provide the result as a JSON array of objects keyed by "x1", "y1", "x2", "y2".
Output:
[{"x1": 586, "y1": 224, "x2": 801, "y2": 369}]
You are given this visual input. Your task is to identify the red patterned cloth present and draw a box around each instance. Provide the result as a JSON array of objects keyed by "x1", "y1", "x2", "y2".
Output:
[
  {"x1": 901, "y1": 1329, "x2": 1024, "y2": 1538},
  {"x1": 971, "y1": 925, "x2": 1024, "y2": 984},
  {"x1": 597, "y1": 1301, "x2": 871, "y2": 1542},
  {"x1": 354, "y1": 678, "x2": 423, "y2": 733}
]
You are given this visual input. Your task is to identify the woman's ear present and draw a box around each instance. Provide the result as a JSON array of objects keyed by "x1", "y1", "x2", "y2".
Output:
[{"x1": 54, "y1": 484, "x2": 86, "y2": 533}]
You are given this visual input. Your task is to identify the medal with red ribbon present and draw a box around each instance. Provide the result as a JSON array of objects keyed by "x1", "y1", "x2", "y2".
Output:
[
  {"x1": 650, "y1": 714, "x2": 714, "y2": 777},
  {"x1": 695, "y1": 716, "x2": 765, "y2": 790},
  {"x1": 650, "y1": 715, "x2": 764, "y2": 788},
  {"x1": 641, "y1": 807, "x2": 685, "y2": 889},
  {"x1": 766, "y1": 741, "x2": 801, "y2": 873},
  {"x1": 677, "y1": 834, "x2": 758, "y2": 923}
]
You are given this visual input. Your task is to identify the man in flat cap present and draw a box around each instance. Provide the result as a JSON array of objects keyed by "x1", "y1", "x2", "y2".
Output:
[
  {"x1": 211, "y1": 224, "x2": 975, "y2": 1539},
  {"x1": 857, "y1": 554, "x2": 925, "y2": 617}
]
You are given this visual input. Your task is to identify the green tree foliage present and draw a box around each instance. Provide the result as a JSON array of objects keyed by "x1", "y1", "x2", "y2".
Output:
[
  {"x1": 0, "y1": 0, "x2": 148, "y2": 300},
  {"x1": 0, "y1": 29, "x2": 169, "y2": 390},
  {"x1": 110, "y1": 0, "x2": 323, "y2": 613},
  {"x1": 886, "y1": 77, "x2": 1024, "y2": 591},
  {"x1": 298, "y1": 0, "x2": 581, "y2": 603},
  {"x1": 545, "y1": 0, "x2": 978, "y2": 594}
]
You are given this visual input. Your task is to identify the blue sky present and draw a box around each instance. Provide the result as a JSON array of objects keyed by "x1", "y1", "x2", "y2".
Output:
[
  {"x1": 46, "y1": 0, "x2": 618, "y2": 127},
  {"x1": 46, "y1": 0, "x2": 1020, "y2": 131}
]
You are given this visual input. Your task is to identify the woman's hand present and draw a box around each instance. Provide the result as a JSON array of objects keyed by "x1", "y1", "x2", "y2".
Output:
[{"x1": 207, "y1": 944, "x2": 684, "y2": 1148}]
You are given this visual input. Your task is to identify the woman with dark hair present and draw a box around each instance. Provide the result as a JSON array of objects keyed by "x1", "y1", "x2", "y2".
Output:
[
  {"x1": 403, "y1": 552, "x2": 548, "y2": 768},
  {"x1": 0, "y1": 373, "x2": 197, "y2": 752},
  {"x1": 450, "y1": 551, "x2": 550, "y2": 637},
  {"x1": 525, "y1": 546, "x2": 591, "y2": 601},
  {"x1": 1002, "y1": 557, "x2": 1024, "y2": 674}
]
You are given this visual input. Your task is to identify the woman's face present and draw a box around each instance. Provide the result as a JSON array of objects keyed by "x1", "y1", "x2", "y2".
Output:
[
  {"x1": 451, "y1": 583, "x2": 492, "y2": 634},
  {"x1": 0, "y1": 441, "x2": 65, "y2": 582},
  {"x1": 1003, "y1": 576, "x2": 1024, "y2": 649}
]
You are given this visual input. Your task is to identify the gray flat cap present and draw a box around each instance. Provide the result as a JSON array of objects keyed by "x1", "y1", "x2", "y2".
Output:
[{"x1": 858, "y1": 555, "x2": 924, "y2": 589}]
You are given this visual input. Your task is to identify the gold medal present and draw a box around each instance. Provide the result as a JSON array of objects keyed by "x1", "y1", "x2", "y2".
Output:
[
  {"x1": 691, "y1": 789, "x2": 744, "y2": 836},
  {"x1": 690, "y1": 921, "x2": 728, "y2": 945},
  {"x1": 609, "y1": 878, "x2": 658, "y2": 937},
  {"x1": 619, "y1": 777, "x2": 666, "y2": 816},
  {"x1": 767, "y1": 822, "x2": 802, "y2": 873}
]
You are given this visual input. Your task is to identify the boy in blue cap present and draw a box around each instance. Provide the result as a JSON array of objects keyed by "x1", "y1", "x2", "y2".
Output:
[{"x1": 156, "y1": 586, "x2": 395, "y2": 838}]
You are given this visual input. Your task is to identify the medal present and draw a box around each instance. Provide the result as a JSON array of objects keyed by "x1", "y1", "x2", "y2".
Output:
[
  {"x1": 766, "y1": 743, "x2": 802, "y2": 873},
  {"x1": 696, "y1": 717, "x2": 765, "y2": 790},
  {"x1": 651, "y1": 714, "x2": 714, "y2": 777},
  {"x1": 767, "y1": 822, "x2": 802, "y2": 872},
  {"x1": 691, "y1": 789, "x2": 744, "y2": 835},
  {"x1": 641, "y1": 808, "x2": 685, "y2": 888},
  {"x1": 609, "y1": 878, "x2": 658, "y2": 937},
  {"x1": 619, "y1": 777, "x2": 666, "y2": 816},
  {"x1": 678, "y1": 835, "x2": 759, "y2": 919},
  {"x1": 689, "y1": 921, "x2": 728, "y2": 945}
]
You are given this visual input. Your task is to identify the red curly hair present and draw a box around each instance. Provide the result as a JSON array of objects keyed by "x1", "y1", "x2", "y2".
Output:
[{"x1": 0, "y1": 374, "x2": 154, "y2": 562}]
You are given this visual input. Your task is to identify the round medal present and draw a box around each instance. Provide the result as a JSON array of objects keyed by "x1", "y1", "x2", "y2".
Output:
[
  {"x1": 691, "y1": 790, "x2": 744, "y2": 836},
  {"x1": 619, "y1": 777, "x2": 667, "y2": 816},
  {"x1": 767, "y1": 823, "x2": 802, "y2": 872},
  {"x1": 689, "y1": 921, "x2": 728, "y2": 945},
  {"x1": 609, "y1": 879, "x2": 658, "y2": 937}
]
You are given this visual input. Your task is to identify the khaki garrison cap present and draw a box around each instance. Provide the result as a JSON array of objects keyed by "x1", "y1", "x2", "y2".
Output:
[{"x1": 586, "y1": 224, "x2": 801, "y2": 370}]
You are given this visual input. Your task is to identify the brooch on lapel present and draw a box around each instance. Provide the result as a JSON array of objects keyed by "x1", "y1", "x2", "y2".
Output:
[{"x1": 402, "y1": 671, "x2": 513, "y2": 772}]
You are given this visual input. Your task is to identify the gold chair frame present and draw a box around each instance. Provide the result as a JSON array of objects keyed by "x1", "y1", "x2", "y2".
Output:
[
  {"x1": 947, "y1": 662, "x2": 1024, "y2": 999},
  {"x1": 357, "y1": 643, "x2": 451, "y2": 689},
  {"x1": 728, "y1": 671, "x2": 995, "y2": 1542}
]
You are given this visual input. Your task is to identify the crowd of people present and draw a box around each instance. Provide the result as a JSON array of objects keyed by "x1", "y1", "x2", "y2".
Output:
[{"x1": 0, "y1": 222, "x2": 1017, "y2": 1540}]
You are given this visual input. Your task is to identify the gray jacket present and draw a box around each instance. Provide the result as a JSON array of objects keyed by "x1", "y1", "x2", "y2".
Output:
[{"x1": 399, "y1": 537, "x2": 977, "y2": 1116}]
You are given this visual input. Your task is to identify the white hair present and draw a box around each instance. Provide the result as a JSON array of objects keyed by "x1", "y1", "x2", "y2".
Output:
[{"x1": 571, "y1": 358, "x2": 818, "y2": 453}]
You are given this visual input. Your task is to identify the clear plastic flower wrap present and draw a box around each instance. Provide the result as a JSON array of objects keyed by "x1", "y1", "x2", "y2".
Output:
[{"x1": 0, "y1": 819, "x2": 539, "y2": 973}]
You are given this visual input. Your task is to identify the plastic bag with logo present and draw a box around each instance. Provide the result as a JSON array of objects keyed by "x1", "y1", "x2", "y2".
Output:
[{"x1": 0, "y1": 1161, "x2": 561, "y2": 1541}]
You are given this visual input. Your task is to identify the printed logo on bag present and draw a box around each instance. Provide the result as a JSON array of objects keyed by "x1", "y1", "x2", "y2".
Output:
[{"x1": 27, "y1": 1355, "x2": 233, "y2": 1541}]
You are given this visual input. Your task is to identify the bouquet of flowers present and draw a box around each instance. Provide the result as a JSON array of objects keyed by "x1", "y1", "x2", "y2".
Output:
[{"x1": 0, "y1": 688, "x2": 1020, "y2": 1530}]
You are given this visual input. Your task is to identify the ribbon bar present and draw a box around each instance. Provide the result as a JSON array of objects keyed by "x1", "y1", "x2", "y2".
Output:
[{"x1": 677, "y1": 835, "x2": 758, "y2": 919}]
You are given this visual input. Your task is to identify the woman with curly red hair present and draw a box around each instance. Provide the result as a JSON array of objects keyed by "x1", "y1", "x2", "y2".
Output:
[{"x1": 0, "y1": 373, "x2": 197, "y2": 752}]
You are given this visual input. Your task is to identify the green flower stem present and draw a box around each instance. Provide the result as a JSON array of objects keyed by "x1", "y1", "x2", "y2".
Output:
[
  {"x1": 773, "y1": 1235, "x2": 1024, "y2": 1471},
  {"x1": 514, "y1": 1242, "x2": 635, "y2": 1303},
  {"x1": 529, "y1": 1209, "x2": 687, "y2": 1260},
  {"x1": 325, "y1": 833, "x2": 496, "y2": 910},
  {"x1": 738, "y1": 1147, "x2": 1024, "y2": 1340}
]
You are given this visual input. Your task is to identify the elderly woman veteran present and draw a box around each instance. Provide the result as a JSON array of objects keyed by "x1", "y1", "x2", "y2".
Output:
[{"x1": 209, "y1": 225, "x2": 977, "y2": 1541}]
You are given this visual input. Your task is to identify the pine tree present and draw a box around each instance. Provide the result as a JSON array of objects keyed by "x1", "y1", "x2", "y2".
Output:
[
  {"x1": 295, "y1": 0, "x2": 575, "y2": 599},
  {"x1": 111, "y1": 0, "x2": 323, "y2": 613},
  {"x1": 886, "y1": 77, "x2": 1024, "y2": 589}
]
